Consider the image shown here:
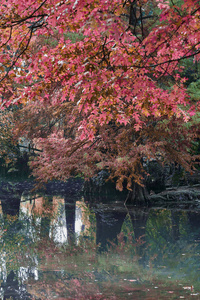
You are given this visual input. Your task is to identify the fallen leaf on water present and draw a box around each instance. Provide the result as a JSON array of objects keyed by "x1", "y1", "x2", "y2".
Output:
[
  {"x1": 128, "y1": 279, "x2": 137, "y2": 282},
  {"x1": 183, "y1": 286, "x2": 194, "y2": 291}
]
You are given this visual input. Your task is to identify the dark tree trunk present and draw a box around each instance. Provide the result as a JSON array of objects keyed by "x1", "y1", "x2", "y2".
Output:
[{"x1": 127, "y1": 182, "x2": 150, "y2": 206}]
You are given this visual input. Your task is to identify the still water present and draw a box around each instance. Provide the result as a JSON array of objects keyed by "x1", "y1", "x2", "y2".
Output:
[{"x1": 0, "y1": 182, "x2": 200, "y2": 299}]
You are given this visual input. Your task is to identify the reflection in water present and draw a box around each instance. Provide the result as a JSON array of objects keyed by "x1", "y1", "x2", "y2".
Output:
[
  {"x1": 0, "y1": 187, "x2": 200, "y2": 298},
  {"x1": 94, "y1": 205, "x2": 127, "y2": 251},
  {"x1": 128, "y1": 208, "x2": 149, "y2": 265},
  {"x1": 0, "y1": 193, "x2": 38, "y2": 300},
  {"x1": 40, "y1": 196, "x2": 53, "y2": 239},
  {"x1": 1, "y1": 194, "x2": 21, "y2": 217},
  {"x1": 64, "y1": 196, "x2": 76, "y2": 245},
  {"x1": 171, "y1": 210, "x2": 180, "y2": 242},
  {"x1": 20, "y1": 194, "x2": 83, "y2": 245},
  {"x1": 187, "y1": 211, "x2": 200, "y2": 242},
  {"x1": 1, "y1": 270, "x2": 32, "y2": 300}
]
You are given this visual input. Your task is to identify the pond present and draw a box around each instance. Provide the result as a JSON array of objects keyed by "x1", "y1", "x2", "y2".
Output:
[{"x1": 0, "y1": 180, "x2": 200, "y2": 299}]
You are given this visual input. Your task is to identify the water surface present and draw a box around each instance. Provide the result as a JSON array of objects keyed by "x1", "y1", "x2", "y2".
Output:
[{"x1": 0, "y1": 184, "x2": 199, "y2": 299}]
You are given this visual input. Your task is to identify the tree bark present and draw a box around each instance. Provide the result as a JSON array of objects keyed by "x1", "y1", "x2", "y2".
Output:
[{"x1": 127, "y1": 182, "x2": 150, "y2": 206}]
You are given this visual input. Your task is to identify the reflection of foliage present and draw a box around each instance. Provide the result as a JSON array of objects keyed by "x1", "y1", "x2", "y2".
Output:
[
  {"x1": 26, "y1": 241, "x2": 196, "y2": 300},
  {"x1": 121, "y1": 214, "x2": 134, "y2": 237},
  {"x1": 0, "y1": 201, "x2": 199, "y2": 299},
  {"x1": 77, "y1": 201, "x2": 96, "y2": 243},
  {"x1": 146, "y1": 209, "x2": 200, "y2": 289},
  {"x1": 0, "y1": 216, "x2": 37, "y2": 274}
]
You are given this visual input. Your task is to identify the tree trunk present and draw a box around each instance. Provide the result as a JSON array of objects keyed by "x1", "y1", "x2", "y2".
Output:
[{"x1": 127, "y1": 182, "x2": 150, "y2": 206}]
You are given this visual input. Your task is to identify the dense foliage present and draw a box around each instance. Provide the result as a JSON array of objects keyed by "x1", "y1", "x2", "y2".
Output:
[{"x1": 0, "y1": 0, "x2": 200, "y2": 190}]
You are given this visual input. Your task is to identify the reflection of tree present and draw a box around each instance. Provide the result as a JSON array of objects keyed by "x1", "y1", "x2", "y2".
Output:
[
  {"x1": 128, "y1": 208, "x2": 149, "y2": 240},
  {"x1": 2, "y1": 270, "x2": 19, "y2": 300},
  {"x1": 64, "y1": 196, "x2": 76, "y2": 245},
  {"x1": 1, "y1": 270, "x2": 32, "y2": 300},
  {"x1": 128, "y1": 208, "x2": 149, "y2": 264},
  {"x1": 171, "y1": 211, "x2": 180, "y2": 242},
  {"x1": 40, "y1": 196, "x2": 53, "y2": 239},
  {"x1": 145, "y1": 209, "x2": 197, "y2": 271},
  {"x1": 0, "y1": 189, "x2": 39, "y2": 300},
  {"x1": 1, "y1": 193, "x2": 21, "y2": 217},
  {"x1": 94, "y1": 205, "x2": 127, "y2": 252},
  {"x1": 0, "y1": 190, "x2": 22, "y2": 246},
  {"x1": 187, "y1": 211, "x2": 200, "y2": 241}
]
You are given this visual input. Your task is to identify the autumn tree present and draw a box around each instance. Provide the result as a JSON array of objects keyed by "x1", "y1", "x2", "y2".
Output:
[{"x1": 0, "y1": 0, "x2": 200, "y2": 202}]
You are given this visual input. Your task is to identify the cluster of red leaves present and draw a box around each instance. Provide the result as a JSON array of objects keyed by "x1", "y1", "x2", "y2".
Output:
[{"x1": 0, "y1": 0, "x2": 200, "y2": 189}]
